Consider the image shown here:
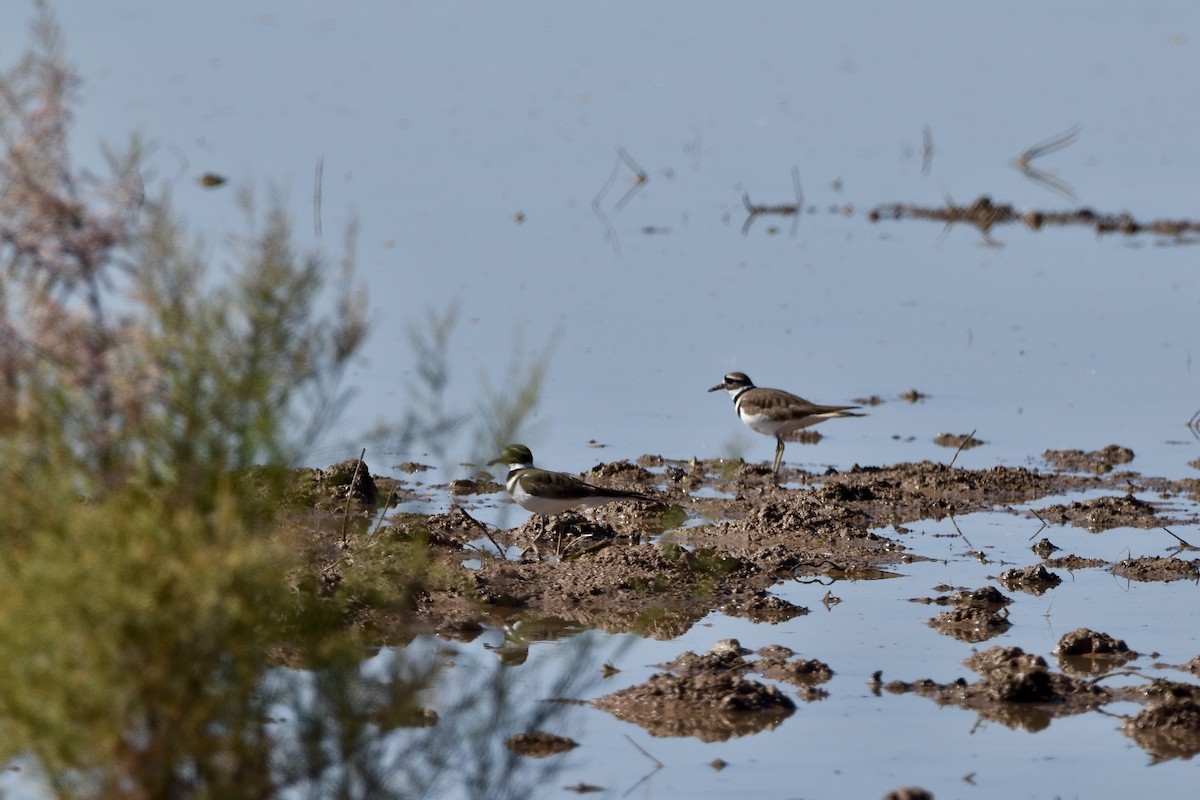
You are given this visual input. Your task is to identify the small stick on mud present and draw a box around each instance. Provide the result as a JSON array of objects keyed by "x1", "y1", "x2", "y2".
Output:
[
  {"x1": 456, "y1": 506, "x2": 508, "y2": 560},
  {"x1": 948, "y1": 429, "x2": 977, "y2": 468},
  {"x1": 1162, "y1": 526, "x2": 1198, "y2": 552},
  {"x1": 921, "y1": 125, "x2": 934, "y2": 175},
  {"x1": 370, "y1": 483, "x2": 399, "y2": 537},
  {"x1": 340, "y1": 448, "x2": 367, "y2": 548},
  {"x1": 741, "y1": 165, "x2": 803, "y2": 235}
]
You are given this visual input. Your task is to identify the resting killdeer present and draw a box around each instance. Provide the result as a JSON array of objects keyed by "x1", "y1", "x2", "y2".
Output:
[
  {"x1": 708, "y1": 371, "x2": 863, "y2": 474},
  {"x1": 488, "y1": 444, "x2": 655, "y2": 515}
]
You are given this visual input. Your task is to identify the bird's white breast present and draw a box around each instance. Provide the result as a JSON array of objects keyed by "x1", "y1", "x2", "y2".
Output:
[
  {"x1": 738, "y1": 408, "x2": 788, "y2": 436},
  {"x1": 509, "y1": 481, "x2": 583, "y2": 515}
]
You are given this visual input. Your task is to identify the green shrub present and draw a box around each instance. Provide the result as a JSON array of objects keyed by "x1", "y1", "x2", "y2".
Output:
[{"x1": 0, "y1": 7, "x2": 381, "y2": 796}]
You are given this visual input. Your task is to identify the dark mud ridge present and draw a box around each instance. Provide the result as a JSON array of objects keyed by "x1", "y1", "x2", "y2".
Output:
[
  {"x1": 307, "y1": 449, "x2": 1200, "y2": 760},
  {"x1": 589, "y1": 639, "x2": 831, "y2": 742}
]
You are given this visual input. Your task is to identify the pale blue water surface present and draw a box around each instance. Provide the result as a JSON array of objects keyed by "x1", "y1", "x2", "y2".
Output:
[{"x1": 3, "y1": 2, "x2": 1200, "y2": 798}]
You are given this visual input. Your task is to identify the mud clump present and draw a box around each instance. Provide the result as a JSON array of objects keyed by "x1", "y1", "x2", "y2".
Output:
[
  {"x1": 505, "y1": 731, "x2": 579, "y2": 758},
  {"x1": 592, "y1": 670, "x2": 793, "y2": 742},
  {"x1": 1054, "y1": 628, "x2": 1138, "y2": 675},
  {"x1": 1031, "y1": 538, "x2": 1060, "y2": 558},
  {"x1": 592, "y1": 640, "x2": 826, "y2": 741},
  {"x1": 319, "y1": 458, "x2": 379, "y2": 505},
  {"x1": 918, "y1": 586, "x2": 1012, "y2": 643},
  {"x1": 886, "y1": 645, "x2": 1110, "y2": 732},
  {"x1": 723, "y1": 592, "x2": 810, "y2": 624},
  {"x1": 386, "y1": 509, "x2": 491, "y2": 548},
  {"x1": 1123, "y1": 700, "x2": 1200, "y2": 763},
  {"x1": 754, "y1": 646, "x2": 834, "y2": 700},
  {"x1": 1037, "y1": 493, "x2": 1164, "y2": 532},
  {"x1": 448, "y1": 477, "x2": 500, "y2": 495},
  {"x1": 657, "y1": 639, "x2": 833, "y2": 691},
  {"x1": 964, "y1": 647, "x2": 1099, "y2": 703},
  {"x1": 586, "y1": 459, "x2": 657, "y2": 486},
  {"x1": 933, "y1": 432, "x2": 985, "y2": 450},
  {"x1": 1055, "y1": 628, "x2": 1133, "y2": 657},
  {"x1": 999, "y1": 565, "x2": 1062, "y2": 595},
  {"x1": 1112, "y1": 556, "x2": 1200, "y2": 583},
  {"x1": 503, "y1": 512, "x2": 639, "y2": 558},
  {"x1": 883, "y1": 789, "x2": 934, "y2": 800},
  {"x1": 1044, "y1": 554, "x2": 1108, "y2": 570},
  {"x1": 1043, "y1": 445, "x2": 1135, "y2": 474}
]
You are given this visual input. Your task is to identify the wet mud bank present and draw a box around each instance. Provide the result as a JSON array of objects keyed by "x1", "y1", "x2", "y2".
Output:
[{"x1": 307, "y1": 448, "x2": 1200, "y2": 760}]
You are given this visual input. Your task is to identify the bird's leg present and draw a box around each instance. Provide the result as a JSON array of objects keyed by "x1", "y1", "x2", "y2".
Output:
[
  {"x1": 527, "y1": 515, "x2": 548, "y2": 554},
  {"x1": 773, "y1": 437, "x2": 786, "y2": 474}
]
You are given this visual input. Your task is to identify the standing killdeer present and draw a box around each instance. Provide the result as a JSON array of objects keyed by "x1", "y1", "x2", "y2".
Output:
[
  {"x1": 708, "y1": 371, "x2": 863, "y2": 474},
  {"x1": 488, "y1": 444, "x2": 655, "y2": 515}
]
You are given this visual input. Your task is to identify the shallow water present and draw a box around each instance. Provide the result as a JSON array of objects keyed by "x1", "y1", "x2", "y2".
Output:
[
  {"x1": 5, "y1": 1, "x2": 1200, "y2": 797},
  {"x1": 4, "y1": 2, "x2": 1196, "y2": 481},
  {"x1": 382, "y1": 492, "x2": 1200, "y2": 799}
]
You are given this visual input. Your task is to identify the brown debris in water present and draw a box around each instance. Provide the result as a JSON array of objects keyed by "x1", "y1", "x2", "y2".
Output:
[
  {"x1": 923, "y1": 585, "x2": 1013, "y2": 643},
  {"x1": 505, "y1": 731, "x2": 579, "y2": 758},
  {"x1": 1056, "y1": 627, "x2": 1133, "y2": 657},
  {"x1": 882, "y1": 789, "x2": 934, "y2": 800},
  {"x1": 1037, "y1": 493, "x2": 1167, "y2": 532},
  {"x1": 1111, "y1": 556, "x2": 1200, "y2": 583},
  {"x1": 891, "y1": 641, "x2": 1200, "y2": 756},
  {"x1": 1043, "y1": 445, "x2": 1135, "y2": 474},
  {"x1": 756, "y1": 656, "x2": 834, "y2": 693},
  {"x1": 447, "y1": 477, "x2": 501, "y2": 495},
  {"x1": 1044, "y1": 553, "x2": 1108, "y2": 570},
  {"x1": 1123, "y1": 700, "x2": 1200, "y2": 764},
  {"x1": 999, "y1": 565, "x2": 1062, "y2": 595},
  {"x1": 886, "y1": 645, "x2": 1111, "y2": 732},
  {"x1": 933, "y1": 432, "x2": 985, "y2": 450},
  {"x1": 592, "y1": 670, "x2": 794, "y2": 741},
  {"x1": 1054, "y1": 628, "x2": 1138, "y2": 676},
  {"x1": 869, "y1": 195, "x2": 1200, "y2": 242},
  {"x1": 592, "y1": 640, "x2": 807, "y2": 741},
  {"x1": 1031, "y1": 538, "x2": 1059, "y2": 558}
]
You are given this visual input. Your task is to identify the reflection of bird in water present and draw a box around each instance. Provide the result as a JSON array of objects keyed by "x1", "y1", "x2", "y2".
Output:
[{"x1": 484, "y1": 617, "x2": 589, "y2": 666}]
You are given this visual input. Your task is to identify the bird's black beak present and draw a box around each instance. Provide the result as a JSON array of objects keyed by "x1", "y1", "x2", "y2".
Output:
[
  {"x1": 707, "y1": 382, "x2": 725, "y2": 392},
  {"x1": 486, "y1": 456, "x2": 503, "y2": 466}
]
